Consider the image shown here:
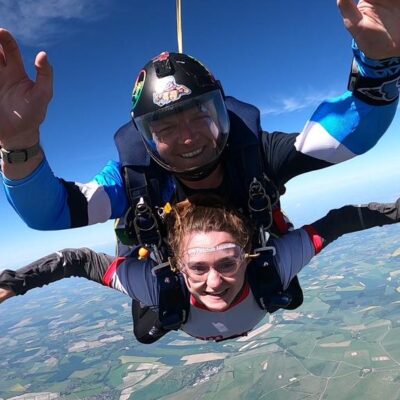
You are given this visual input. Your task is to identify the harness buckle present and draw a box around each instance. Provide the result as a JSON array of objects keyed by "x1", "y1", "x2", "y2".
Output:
[
  {"x1": 262, "y1": 173, "x2": 280, "y2": 207},
  {"x1": 248, "y1": 178, "x2": 270, "y2": 212},
  {"x1": 151, "y1": 258, "x2": 171, "y2": 277},
  {"x1": 133, "y1": 197, "x2": 162, "y2": 248},
  {"x1": 253, "y1": 227, "x2": 276, "y2": 257},
  {"x1": 248, "y1": 177, "x2": 273, "y2": 230}
]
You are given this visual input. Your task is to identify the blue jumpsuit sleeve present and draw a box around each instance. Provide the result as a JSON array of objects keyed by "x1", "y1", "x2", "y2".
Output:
[
  {"x1": 262, "y1": 47, "x2": 399, "y2": 186},
  {"x1": 2, "y1": 158, "x2": 128, "y2": 230}
]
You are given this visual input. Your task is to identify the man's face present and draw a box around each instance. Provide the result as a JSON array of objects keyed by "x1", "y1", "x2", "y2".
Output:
[
  {"x1": 179, "y1": 231, "x2": 248, "y2": 312},
  {"x1": 149, "y1": 106, "x2": 220, "y2": 171}
]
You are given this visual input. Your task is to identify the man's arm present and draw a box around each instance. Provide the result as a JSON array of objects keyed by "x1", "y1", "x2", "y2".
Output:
[
  {"x1": 0, "y1": 29, "x2": 129, "y2": 230},
  {"x1": 263, "y1": 63, "x2": 399, "y2": 187},
  {"x1": 0, "y1": 29, "x2": 50, "y2": 180},
  {"x1": 264, "y1": 0, "x2": 400, "y2": 186},
  {"x1": 3, "y1": 159, "x2": 128, "y2": 230}
]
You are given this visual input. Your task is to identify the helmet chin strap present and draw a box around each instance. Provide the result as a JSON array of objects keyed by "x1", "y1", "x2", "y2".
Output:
[{"x1": 174, "y1": 158, "x2": 221, "y2": 182}]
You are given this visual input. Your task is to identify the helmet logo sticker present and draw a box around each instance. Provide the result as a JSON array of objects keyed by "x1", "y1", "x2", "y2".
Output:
[
  {"x1": 131, "y1": 69, "x2": 146, "y2": 110},
  {"x1": 153, "y1": 51, "x2": 170, "y2": 62},
  {"x1": 153, "y1": 76, "x2": 191, "y2": 107}
]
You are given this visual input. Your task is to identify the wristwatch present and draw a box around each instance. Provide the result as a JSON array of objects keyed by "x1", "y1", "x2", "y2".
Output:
[{"x1": 0, "y1": 143, "x2": 41, "y2": 164}]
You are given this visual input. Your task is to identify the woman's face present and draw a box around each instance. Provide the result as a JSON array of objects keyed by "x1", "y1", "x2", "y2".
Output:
[{"x1": 179, "y1": 230, "x2": 248, "y2": 312}]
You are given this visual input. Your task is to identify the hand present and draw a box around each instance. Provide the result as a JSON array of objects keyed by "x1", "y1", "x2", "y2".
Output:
[
  {"x1": 0, "y1": 29, "x2": 53, "y2": 149},
  {"x1": 337, "y1": 0, "x2": 400, "y2": 59},
  {"x1": 0, "y1": 287, "x2": 15, "y2": 304}
]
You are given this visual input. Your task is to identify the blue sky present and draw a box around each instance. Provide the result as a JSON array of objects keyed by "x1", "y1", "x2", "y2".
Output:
[{"x1": 0, "y1": 0, "x2": 399, "y2": 269}]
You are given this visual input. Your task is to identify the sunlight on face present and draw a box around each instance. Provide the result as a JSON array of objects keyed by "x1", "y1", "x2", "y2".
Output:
[
  {"x1": 150, "y1": 107, "x2": 220, "y2": 170},
  {"x1": 180, "y1": 231, "x2": 248, "y2": 312}
]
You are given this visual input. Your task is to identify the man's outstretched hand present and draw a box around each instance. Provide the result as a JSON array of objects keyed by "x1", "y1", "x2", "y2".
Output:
[
  {"x1": 0, "y1": 29, "x2": 53, "y2": 150},
  {"x1": 338, "y1": 0, "x2": 400, "y2": 59}
]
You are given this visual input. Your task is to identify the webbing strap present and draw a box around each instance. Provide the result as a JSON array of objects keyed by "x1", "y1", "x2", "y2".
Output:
[
  {"x1": 122, "y1": 166, "x2": 162, "y2": 248},
  {"x1": 158, "y1": 268, "x2": 188, "y2": 330},
  {"x1": 124, "y1": 167, "x2": 150, "y2": 206},
  {"x1": 247, "y1": 248, "x2": 303, "y2": 313},
  {"x1": 240, "y1": 144, "x2": 279, "y2": 230}
]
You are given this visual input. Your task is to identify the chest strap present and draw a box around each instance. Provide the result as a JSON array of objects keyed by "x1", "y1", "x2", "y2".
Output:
[{"x1": 115, "y1": 166, "x2": 165, "y2": 256}]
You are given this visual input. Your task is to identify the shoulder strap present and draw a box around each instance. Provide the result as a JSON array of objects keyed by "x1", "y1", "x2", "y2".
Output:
[
  {"x1": 114, "y1": 121, "x2": 150, "y2": 167},
  {"x1": 113, "y1": 122, "x2": 175, "y2": 256},
  {"x1": 247, "y1": 248, "x2": 303, "y2": 313},
  {"x1": 225, "y1": 96, "x2": 262, "y2": 134},
  {"x1": 130, "y1": 270, "x2": 189, "y2": 344},
  {"x1": 157, "y1": 269, "x2": 189, "y2": 330},
  {"x1": 114, "y1": 123, "x2": 189, "y2": 337},
  {"x1": 224, "y1": 97, "x2": 280, "y2": 233}
]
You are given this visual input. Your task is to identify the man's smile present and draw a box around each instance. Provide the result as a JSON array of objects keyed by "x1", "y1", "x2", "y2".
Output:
[{"x1": 180, "y1": 147, "x2": 204, "y2": 159}]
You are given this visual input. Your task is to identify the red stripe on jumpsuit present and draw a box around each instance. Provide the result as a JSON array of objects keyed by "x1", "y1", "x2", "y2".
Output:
[
  {"x1": 303, "y1": 225, "x2": 324, "y2": 254},
  {"x1": 103, "y1": 257, "x2": 127, "y2": 286}
]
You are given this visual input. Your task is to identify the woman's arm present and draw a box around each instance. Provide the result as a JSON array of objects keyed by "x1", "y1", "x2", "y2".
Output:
[
  {"x1": 273, "y1": 198, "x2": 400, "y2": 290},
  {"x1": 306, "y1": 198, "x2": 400, "y2": 250},
  {"x1": 0, "y1": 287, "x2": 15, "y2": 303},
  {"x1": 0, "y1": 248, "x2": 114, "y2": 297}
]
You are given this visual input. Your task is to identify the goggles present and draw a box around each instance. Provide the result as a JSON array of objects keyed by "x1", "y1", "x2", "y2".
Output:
[{"x1": 178, "y1": 243, "x2": 246, "y2": 282}]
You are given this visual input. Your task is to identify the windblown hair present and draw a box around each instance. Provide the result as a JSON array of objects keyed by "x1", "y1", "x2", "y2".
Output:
[{"x1": 167, "y1": 195, "x2": 254, "y2": 264}]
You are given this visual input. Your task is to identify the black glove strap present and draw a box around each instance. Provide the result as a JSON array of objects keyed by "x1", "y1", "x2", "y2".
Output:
[{"x1": 348, "y1": 60, "x2": 400, "y2": 106}]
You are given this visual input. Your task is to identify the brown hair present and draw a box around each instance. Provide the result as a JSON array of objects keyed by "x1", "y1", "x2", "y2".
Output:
[{"x1": 167, "y1": 195, "x2": 254, "y2": 264}]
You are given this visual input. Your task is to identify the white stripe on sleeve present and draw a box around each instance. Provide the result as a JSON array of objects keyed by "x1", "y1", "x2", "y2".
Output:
[
  {"x1": 295, "y1": 121, "x2": 356, "y2": 164},
  {"x1": 76, "y1": 181, "x2": 112, "y2": 225}
]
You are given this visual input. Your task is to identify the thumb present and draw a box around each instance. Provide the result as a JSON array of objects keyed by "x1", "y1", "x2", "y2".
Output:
[
  {"x1": 337, "y1": 0, "x2": 363, "y2": 31},
  {"x1": 0, "y1": 287, "x2": 16, "y2": 303},
  {"x1": 34, "y1": 51, "x2": 53, "y2": 100}
]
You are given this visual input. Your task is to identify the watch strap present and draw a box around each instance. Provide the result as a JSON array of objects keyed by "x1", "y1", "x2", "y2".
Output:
[{"x1": 0, "y1": 143, "x2": 41, "y2": 164}]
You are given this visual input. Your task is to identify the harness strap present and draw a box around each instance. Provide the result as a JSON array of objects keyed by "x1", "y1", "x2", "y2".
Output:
[
  {"x1": 124, "y1": 166, "x2": 149, "y2": 205},
  {"x1": 241, "y1": 144, "x2": 279, "y2": 205},
  {"x1": 247, "y1": 242, "x2": 303, "y2": 313},
  {"x1": 131, "y1": 300, "x2": 169, "y2": 344},
  {"x1": 157, "y1": 267, "x2": 189, "y2": 330},
  {"x1": 114, "y1": 98, "x2": 302, "y2": 343},
  {"x1": 116, "y1": 166, "x2": 163, "y2": 249}
]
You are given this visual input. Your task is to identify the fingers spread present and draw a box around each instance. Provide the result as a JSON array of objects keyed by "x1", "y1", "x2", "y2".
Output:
[
  {"x1": 337, "y1": 0, "x2": 363, "y2": 28},
  {"x1": 0, "y1": 29, "x2": 25, "y2": 71},
  {"x1": 0, "y1": 45, "x2": 6, "y2": 67},
  {"x1": 34, "y1": 51, "x2": 53, "y2": 100}
]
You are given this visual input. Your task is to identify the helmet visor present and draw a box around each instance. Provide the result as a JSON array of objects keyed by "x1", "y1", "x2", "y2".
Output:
[{"x1": 134, "y1": 90, "x2": 230, "y2": 174}]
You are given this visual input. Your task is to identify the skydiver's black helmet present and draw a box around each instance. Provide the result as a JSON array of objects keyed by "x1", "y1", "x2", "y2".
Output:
[{"x1": 131, "y1": 52, "x2": 230, "y2": 181}]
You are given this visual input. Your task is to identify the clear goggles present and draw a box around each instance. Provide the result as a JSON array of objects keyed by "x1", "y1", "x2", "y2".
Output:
[
  {"x1": 133, "y1": 90, "x2": 230, "y2": 173},
  {"x1": 178, "y1": 243, "x2": 246, "y2": 282}
]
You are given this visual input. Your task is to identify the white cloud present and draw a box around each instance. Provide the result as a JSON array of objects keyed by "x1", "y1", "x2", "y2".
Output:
[
  {"x1": 261, "y1": 89, "x2": 341, "y2": 116},
  {"x1": 0, "y1": 0, "x2": 110, "y2": 46}
]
